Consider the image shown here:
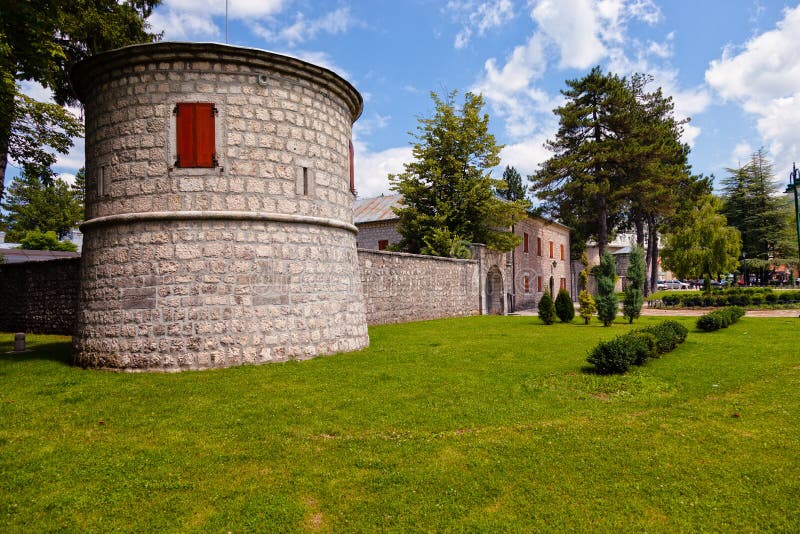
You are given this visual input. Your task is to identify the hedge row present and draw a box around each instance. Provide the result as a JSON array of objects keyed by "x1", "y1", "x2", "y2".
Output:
[
  {"x1": 696, "y1": 306, "x2": 745, "y2": 332},
  {"x1": 587, "y1": 320, "x2": 689, "y2": 375},
  {"x1": 662, "y1": 290, "x2": 800, "y2": 307}
]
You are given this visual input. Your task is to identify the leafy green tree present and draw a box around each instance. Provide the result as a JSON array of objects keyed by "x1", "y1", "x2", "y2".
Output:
[
  {"x1": 1, "y1": 170, "x2": 83, "y2": 241},
  {"x1": 497, "y1": 165, "x2": 526, "y2": 201},
  {"x1": 623, "y1": 245, "x2": 645, "y2": 323},
  {"x1": 722, "y1": 149, "x2": 789, "y2": 284},
  {"x1": 537, "y1": 291, "x2": 556, "y2": 325},
  {"x1": 0, "y1": 0, "x2": 162, "y2": 200},
  {"x1": 532, "y1": 67, "x2": 634, "y2": 258},
  {"x1": 20, "y1": 229, "x2": 77, "y2": 251},
  {"x1": 661, "y1": 195, "x2": 742, "y2": 286},
  {"x1": 595, "y1": 252, "x2": 618, "y2": 326},
  {"x1": 390, "y1": 91, "x2": 528, "y2": 256},
  {"x1": 555, "y1": 288, "x2": 574, "y2": 323}
]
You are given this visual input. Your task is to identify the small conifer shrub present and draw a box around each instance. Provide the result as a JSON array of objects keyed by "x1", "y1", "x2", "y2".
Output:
[
  {"x1": 555, "y1": 289, "x2": 575, "y2": 323},
  {"x1": 538, "y1": 291, "x2": 556, "y2": 325}
]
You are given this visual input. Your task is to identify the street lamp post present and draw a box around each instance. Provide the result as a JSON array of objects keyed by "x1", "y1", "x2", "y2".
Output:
[{"x1": 787, "y1": 163, "x2": 800, "y2": 285}]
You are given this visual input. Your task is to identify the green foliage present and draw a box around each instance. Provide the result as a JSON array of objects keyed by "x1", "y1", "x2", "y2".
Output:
[
  {"x1": 555, "y1": 289, "x2": 575, "y2": 323},
  {"x1": 596, "y1": 252, "x2": 618, "y2": 326},
  {"x1": 497, "y1": 165, "x2": 526, "y2": 201},
  {"x1": 661, "y1": 195, "x2": 741, "y2": 282},
  {"x1": 4, "y1": 90, "x2": 84, "y2": 186},
  {"x1": 390, "y1": 91, "x2": 528, "y2": 256},
  {"x1": 639, "y1": 320, "x2": 688, "y2": 354},
  {"x1": 537, "y1": 291, "x2": 556, "y2": 325},
  {"x1": 578, "y1": 289, "x2": 597, "y2": 325},
  {"x1": 623, "y1": 245, "x2": 645, "y2": 323},
  {"x1": 420, "y1": 227, "x2": 471, "y2": 258},
  {"x1": 588, "y1": 320, "x2": 687, "y2": 374},
  {"x1": 587, "y1": 336, "x2": 636, "y2": 374},
  {"x1": 697, "y1": 307, "x2": 746, "y2": 332},
  {"x1": 1, "y1": 170, "x2": 83, "y2": 241},
  {"x1": 722, "y1": 149, "x2": 790, "y2": 266},
  {"x1": 532, "y1": 67, "x2": 633, "y2": 252},
  {"x1": 0, "y1": 0, "x2": 161, "y2": 199},
  {"x1": 578, "y1": 251, "x2": 589, "y2": 290},
  {"x1": 20, "y1": 229, "x2": 77, "y2": 251},
  {"x1": 659, "y1": 287, "x2": 800, "y2": 308}
]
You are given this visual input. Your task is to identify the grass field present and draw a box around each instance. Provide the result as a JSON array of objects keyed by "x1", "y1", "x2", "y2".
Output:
[{"x1": 2, "y1": 316, "x2": 799, "y2": 532}]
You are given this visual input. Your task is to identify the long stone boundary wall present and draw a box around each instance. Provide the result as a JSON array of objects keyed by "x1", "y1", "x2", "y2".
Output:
[
  {"x1": 0, "y1": 258, "x2": 80, "y2": 335},
  {"x1": 358, "y1": 249, "x2": 480, "y2": 325},
  {"x1": 0, "y1": 250, "x2": 482, "y2": 336}
]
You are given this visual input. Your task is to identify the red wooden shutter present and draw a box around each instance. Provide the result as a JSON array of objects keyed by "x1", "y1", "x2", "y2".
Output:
[
  {"x1": 523, "y1": 233, "x2": 529, "y2": 253},
  {"x1": 549, "y1": 241, "x2": 554, "y2": 258},
  {"x1": 349, "y1": 140, "x2": 355, "y2": 193},
  {"x1": 176, "y1": 103, "x2": 216, "y2": 168},
  {"x1": 378, "y1": 240, "x2": 388, "y2": 250},
  {"x1": 560, "y1": 243, "x2": 565, "y2": 260},
  {"x1": 537, "y1": 237, "x2": 542, "y2": 256},
  {"x1": 537, "y1": 276, "x2": 542, "y2": 292}
]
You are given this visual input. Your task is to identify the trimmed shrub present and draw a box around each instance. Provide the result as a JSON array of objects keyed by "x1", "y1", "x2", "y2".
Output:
[
  {"x1": 587, "y1": 320, "x2": 688, "y2": 374},
  {"x1": 696, "y1": 306, "x2": 745, "y2": 332},
  {"x1": 555, "y1": 289, "x2": 575, "y2": 323},
  {"x1": 538, "y1": 291, "x2": 556, "y2": 325},
  {"x1": 624, "y1": 331, "x2": 658, "y2": 365},
  {"x1": 640, "y1": 320, "x2": 688, "y2": 354},
  {"x1": 587, "y1": 337, "x2": 636, "y2": 374}
]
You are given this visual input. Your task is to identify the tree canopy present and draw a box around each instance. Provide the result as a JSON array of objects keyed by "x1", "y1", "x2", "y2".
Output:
[
  {"x1": 661, "y1": 195, "x2": 741, "y2": 284},
  {"x1": 390, "y1": 91, "x2": 528, "y2": 256},
  {"x1": 722, "y1": 149, "x2": 791, "y2": 281},
  {"x1": 0, "y1": 0, "x2": 162, "y2": 200},
  {"x1": 1, "y1": 169, "x2": 84, "y2": 242},
  {"x1": 497, "y1": 165, "x2": 526, "y2": 201}
]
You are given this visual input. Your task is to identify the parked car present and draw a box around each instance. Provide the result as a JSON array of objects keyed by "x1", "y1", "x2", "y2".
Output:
[
  {"x1": 657, "y1": 280, "x2": 690, "y2": 290},
  {"x1": 710, "y1": 280, "x2": 729, "y2": 288}
]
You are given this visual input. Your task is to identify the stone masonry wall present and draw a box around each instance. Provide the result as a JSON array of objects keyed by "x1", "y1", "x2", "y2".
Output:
[
  {"x1": 0, "y1": 259, "x2": 80, "y2": 335},
  {"x1": 359, "y1": 249, "x2": 480, "y2": 325},
  {"x1": 355, "y1": 221, "x2": 402, "y2": 250},
  {"x1": 510, "y1": 217, "x2": 571, "y2": 311}
]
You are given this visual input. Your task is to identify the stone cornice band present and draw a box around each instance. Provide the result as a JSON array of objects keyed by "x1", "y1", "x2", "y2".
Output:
[
  {"x1": 70, "y1": 42, "x2": 364, "y2": 121},
  {"x1": 80, "y1": 210, "x2": 358, "y2": 234}
]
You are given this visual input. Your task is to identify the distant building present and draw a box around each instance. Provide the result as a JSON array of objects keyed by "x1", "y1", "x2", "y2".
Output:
[{"x1": 353, "y1": 194, "x2": 572, "y2": 312}]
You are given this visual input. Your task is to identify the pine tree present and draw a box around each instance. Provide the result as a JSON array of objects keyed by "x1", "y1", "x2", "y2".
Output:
[
  {"x1": 595, "y1": 252, "x2": 618, "y2": 327},
  {"x1": 722, "y1": 149, "x2": 788, "y2": 283},
  {"x1": 390, "y1": 91, "x2": 528, "y2": 255},
  {"x1": 1, "y1": 170, "x2": 83, "y2": 241},
  {"x1": 537, "y1": 291, "x2": 556, "y2": 325},
  {"x1": 531, "y1": 67, "x2": 634, "y2": 258},
  {"x1": 555, "y1": 289, "x2": 575, "y2": 323},
  {"x1": 498, "y1": 165, "x2": 526, "y2": 201},
  {"x1": 623, "y1": 245, "x2": 645, "y2": 323}
]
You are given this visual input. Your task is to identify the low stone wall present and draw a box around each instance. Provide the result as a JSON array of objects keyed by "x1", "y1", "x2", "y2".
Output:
[
  {"x1": 0, "y1": 258, "x2": 80, "y2": 335},
  {"x1": 358, "y1": 249, "x2": 480, "y2": 325},
  {"x1": 1, "y1": 249, "x2": 484, "y2": 338}
]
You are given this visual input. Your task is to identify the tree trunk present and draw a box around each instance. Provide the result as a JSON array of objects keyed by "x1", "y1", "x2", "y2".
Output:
[
  {"x1": 597, "y1": 194, "x2": 607, "y2": 258},
  {"x1": 635, "y1": 211, "x2": 645, "y2": 248},
  {"x1": 648, "y1": 219, "x2": 659, "y2": 295}
]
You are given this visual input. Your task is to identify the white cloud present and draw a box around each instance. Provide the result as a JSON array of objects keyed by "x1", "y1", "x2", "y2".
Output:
[
  {"x1": 148, "y1": 9, "x2": 220, "y2": 40},
  {"x1": 58, "y1": 173, "x2": 77, "y2": 187},
  {"x1": 731, "y1": 141, "x2": 754, "y2": 168},
  {"x1": 448, "y1": 0, "x2": 515, "y2": 49},
  {"x1": 252, "y1": 7, "x2": 356, "y2": 46},
  {"x1": 355, "y1": 113, "x2": 391, "y2": 136},
  {"x1": 531, "y1": 0, "x2": 606, "y2": 69},
  {"x1": 353, "y1": 144, "x2": 412, "y2": 198},
  {"x1": 499, "y1": 133, "x2": 552, "y2": 178},
  {"x1": 150, "y1": 0, "x2": 288, "y2": 40},
  {"x1": 705, "y1": 5, "x2": 800, "y2": 177}
]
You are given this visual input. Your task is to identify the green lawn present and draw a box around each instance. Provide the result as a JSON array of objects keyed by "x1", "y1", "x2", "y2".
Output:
[{"x1": 1, "y1": 316, "x2": 799, "y2": 532}]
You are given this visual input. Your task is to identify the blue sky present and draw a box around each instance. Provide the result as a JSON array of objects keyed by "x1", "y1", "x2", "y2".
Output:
[{"x1": 15, "y1": 0, "x2": 800, "y2": 200}]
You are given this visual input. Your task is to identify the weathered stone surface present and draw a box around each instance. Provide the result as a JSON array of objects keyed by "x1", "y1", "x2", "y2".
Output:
[
  {"x1": 0, "y1": 259, "x2": 80, "y2": 335},
  {"x1": 358, "y1": 250, "x2": 480, "y2": 325},
  {"x1": 69, "y1": 43, "x2": 369, "y2": 371}
]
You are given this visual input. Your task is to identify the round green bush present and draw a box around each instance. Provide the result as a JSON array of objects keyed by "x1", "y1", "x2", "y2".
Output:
[
  {"x1": 587, "y1": 337, "x2": 636, "y2": 374},
  {"x1": 538, "y1": 291, "x2": 556, "y2": 325}
]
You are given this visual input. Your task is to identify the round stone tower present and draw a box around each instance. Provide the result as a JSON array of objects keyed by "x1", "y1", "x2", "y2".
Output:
[{"x1": 70, "y1": 42, "x2": 369, "y2": 371}]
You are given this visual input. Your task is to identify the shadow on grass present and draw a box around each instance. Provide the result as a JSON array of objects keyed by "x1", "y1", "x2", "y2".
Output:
[{"x1": 0, "y1": 341, "x2": 72, "y2": 366}]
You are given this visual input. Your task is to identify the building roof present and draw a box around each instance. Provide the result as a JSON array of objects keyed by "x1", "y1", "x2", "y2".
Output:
[
  {"x1": 353, "y1": 194, "x2": 404, "y2": 224},
  {"x1": 0, "y1": 249, "x2": 81, "y2": 264}
]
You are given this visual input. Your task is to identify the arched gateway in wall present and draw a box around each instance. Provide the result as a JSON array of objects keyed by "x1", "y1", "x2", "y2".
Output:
[{"x1": 70, "y1": 42, "x2": 369, "y2": 371}]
